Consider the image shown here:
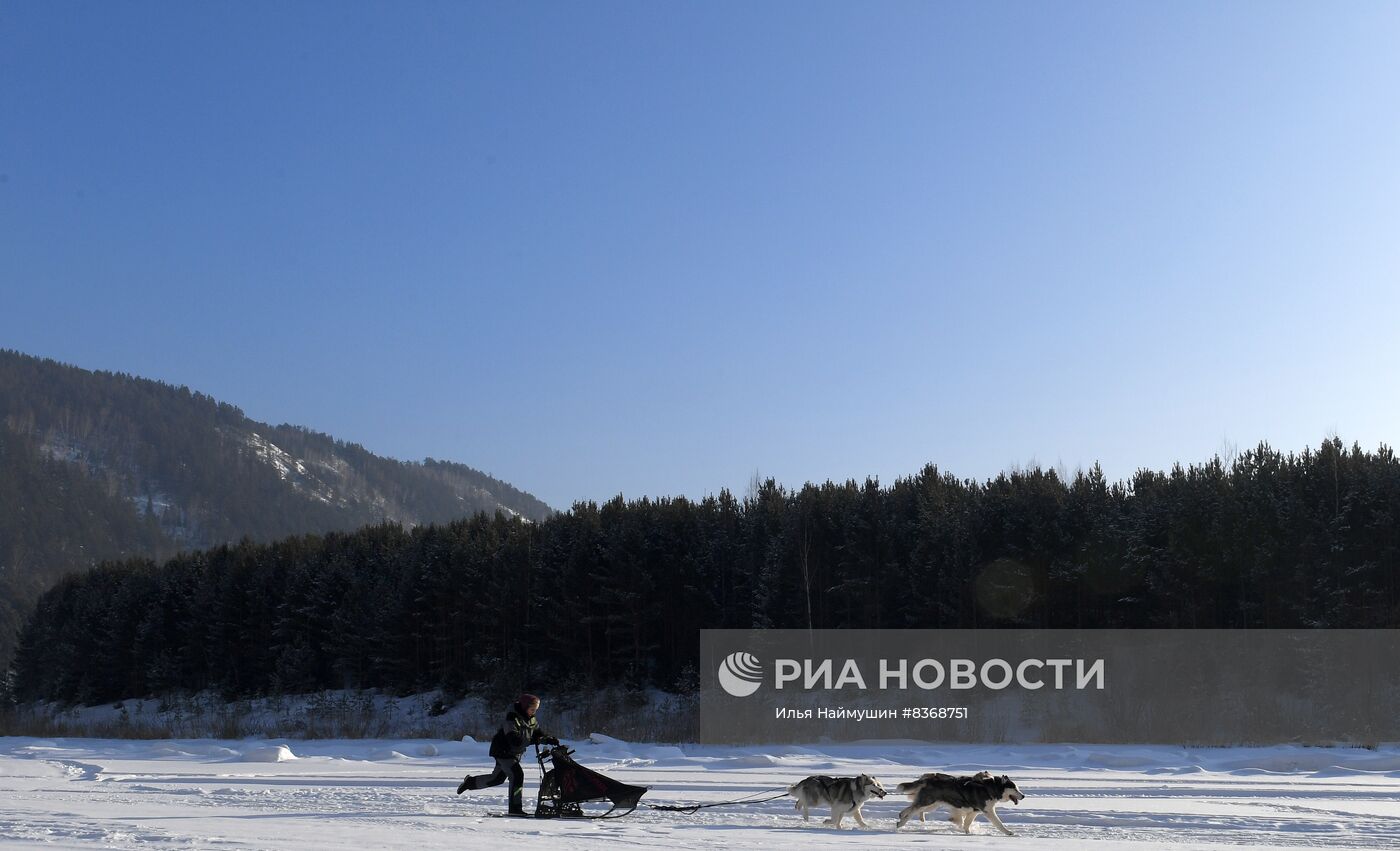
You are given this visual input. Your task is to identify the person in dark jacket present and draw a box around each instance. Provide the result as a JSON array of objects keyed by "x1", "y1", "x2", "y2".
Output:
[{"x1": 456, "y1": 692, "x2": 558, "y2": 814}]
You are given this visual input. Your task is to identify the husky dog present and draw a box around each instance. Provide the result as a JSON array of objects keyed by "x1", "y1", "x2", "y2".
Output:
[
  {"x1": 897, "y1": 771, "x2": 992, "y2": 823},
  {"x1": 895, "y1": 771, "x2": 1025, "y2": 835},
  {"x1": 787, "y1": 774, "x2": 888, "y2": 828}
]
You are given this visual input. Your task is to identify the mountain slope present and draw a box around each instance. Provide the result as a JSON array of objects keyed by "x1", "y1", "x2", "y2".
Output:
[{"x1": 0, "y1": 349, "x2": 553, "y2": 670}]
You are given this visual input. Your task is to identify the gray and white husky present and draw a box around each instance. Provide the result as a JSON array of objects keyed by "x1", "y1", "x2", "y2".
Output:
[
  {"x1": 894, "y1": 771, "x2": 1025, "y2": 834},
  {"x1": 787, "y1": 774, "x2": 888, "y2": 828}
]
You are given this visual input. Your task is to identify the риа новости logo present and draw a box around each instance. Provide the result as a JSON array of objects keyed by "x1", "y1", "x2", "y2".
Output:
[{"x1": 717, "y1": 651, "x2": 763, "y2": 697}]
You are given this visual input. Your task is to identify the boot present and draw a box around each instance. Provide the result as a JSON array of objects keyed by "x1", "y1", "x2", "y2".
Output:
[{"x1": 456, "y1": 775, "x2": 476, "y2": 795}]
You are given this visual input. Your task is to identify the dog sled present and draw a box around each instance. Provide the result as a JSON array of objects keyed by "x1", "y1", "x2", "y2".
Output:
[
  {"x1": 530, "y1": 742, "x2": 648, "y2": 819},
  {"x1": 495, "y1": 742, "x2": 788, "y2": 820}
]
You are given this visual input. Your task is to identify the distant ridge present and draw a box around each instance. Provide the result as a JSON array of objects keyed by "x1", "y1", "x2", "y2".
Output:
[{"x1": 0, "y1": 348, "x2": 554, "y2": 667}]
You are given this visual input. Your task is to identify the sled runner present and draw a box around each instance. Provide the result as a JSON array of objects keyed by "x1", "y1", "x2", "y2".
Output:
[{"x1": 528, "y1": 742, "x2": 648, "y2": 819}]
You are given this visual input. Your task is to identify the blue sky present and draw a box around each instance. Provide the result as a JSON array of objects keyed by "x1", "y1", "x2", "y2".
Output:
[{"x1": 3, "y1": 1, "x2": 1399, "y2": 509}]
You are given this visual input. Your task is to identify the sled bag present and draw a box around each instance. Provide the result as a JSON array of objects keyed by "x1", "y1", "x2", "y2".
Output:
[{"x1": 552, "y1": 751, "x2": 647, "y2": 809}]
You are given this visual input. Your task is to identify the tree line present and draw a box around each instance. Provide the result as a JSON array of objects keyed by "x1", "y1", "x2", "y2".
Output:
[{"x1": 10, "y1": 438, "x2": 1400, "y2": 706}]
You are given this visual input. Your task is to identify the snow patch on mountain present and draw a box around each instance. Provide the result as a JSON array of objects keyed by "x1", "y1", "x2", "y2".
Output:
[
  {"x1": 242, "y1": 431, "x2": 344, "y2": 508},
  {"x1": 131, "y1": 491, "x2": 176, "y2": 518},
  {"x1": 39, "y1": 432, "x2": 89, "y2": 466}
]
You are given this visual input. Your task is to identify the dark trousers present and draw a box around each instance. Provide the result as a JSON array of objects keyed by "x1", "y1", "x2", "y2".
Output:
[{"x1": 468, "y1": 757, "x2": 525, "y2": 811}]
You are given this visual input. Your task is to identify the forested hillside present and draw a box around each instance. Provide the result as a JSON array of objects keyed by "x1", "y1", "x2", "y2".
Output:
[
  {"x1": 13, "y1": 438, "x2": 1398, "y2": 706},
  {"x1": 0, "y1": 350, "x2": 553, "y2": 669}
]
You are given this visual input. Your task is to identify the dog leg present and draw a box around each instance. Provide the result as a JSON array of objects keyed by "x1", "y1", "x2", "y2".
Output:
[
  {"x1": 983, "y1": 806, "x2": 1015, "y2": 836},
  {"x1": 899, "y1": 804, "x2": 928, "y2": 829},
  {"x1": 852, "y1": 803, "x2": 869, "y2": 829},
  {"x1": 951, "y1": 808, "x2": 975, "y2": 833},
  {"x1": 898, "y1": 803, "x2": 933, "y2": 829},
  {"x1": 829, "y1": 804, "x2": 847, "y2": 829},
  {"x1": 896, "y1": 804, "x2": 915, "y2": 829}
]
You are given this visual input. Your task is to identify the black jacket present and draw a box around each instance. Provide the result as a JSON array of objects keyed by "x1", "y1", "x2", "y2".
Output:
[{"x1": 488, "y1": 704, "x2": 548, "y2": 760}]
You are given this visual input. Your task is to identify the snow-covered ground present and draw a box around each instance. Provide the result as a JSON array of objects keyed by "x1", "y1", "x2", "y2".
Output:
[{"x1": 2, "y1": 736, "x2": 1398, "y2": 849}]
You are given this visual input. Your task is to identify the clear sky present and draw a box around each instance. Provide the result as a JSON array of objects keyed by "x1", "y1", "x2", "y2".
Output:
[{"x1": 3, "y1": 1, "x2": 1399, "y2": 510}]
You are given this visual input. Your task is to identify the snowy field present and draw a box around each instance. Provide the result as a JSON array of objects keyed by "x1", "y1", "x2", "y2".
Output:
[{"x1": 3, "y1": 736, "x2": 1399, "y2": 849}]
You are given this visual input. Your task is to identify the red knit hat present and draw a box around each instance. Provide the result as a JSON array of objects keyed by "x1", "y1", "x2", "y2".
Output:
[{"x1": 517, "y1": 692, "x2": 540, "y2": 709}]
